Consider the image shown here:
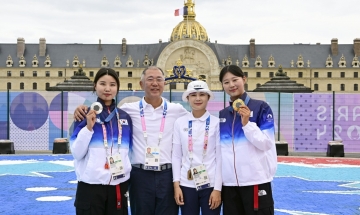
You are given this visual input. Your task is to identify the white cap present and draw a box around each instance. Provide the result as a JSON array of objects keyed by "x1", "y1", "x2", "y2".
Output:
[{"x1": 182, "y1": 80, "x2": 214, "y2": 102}]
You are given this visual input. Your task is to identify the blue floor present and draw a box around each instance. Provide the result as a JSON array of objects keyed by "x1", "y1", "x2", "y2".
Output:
[{"x1": 0, "y1": 155, "x2": 359, "y2": 215}]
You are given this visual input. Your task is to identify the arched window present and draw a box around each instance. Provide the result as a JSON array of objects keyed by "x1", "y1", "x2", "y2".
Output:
[
  {"x1": 256, "y1": 83, "x2": 261, "y2": 88},
  {"x1": 314, "y1": 84, "x2": 319, "y2": 91},
  {"x1": 340, "y1": 84, "x2": 345, "y2": 91},
  {"x1": 7, "y1": 82, "x2": 11, "y2": 90},
  {"x1": 46, "y1": 83, "x2": 50, "y2": 89},
  {"x1": 128, "y1": 83, "x2": 132, "y2": 90},
  {"x1": 33, "y1": 82, "x2": 37, "y2": 90},
  {"x1": 20, "y1": 82, "x2": 24, "y2": 90},
  {"x1": 327, "y1": 84, "x2": 332, "y2": 91},
  {"x1": 355, "y1": 84, "x2": 358, "y2": 91}
]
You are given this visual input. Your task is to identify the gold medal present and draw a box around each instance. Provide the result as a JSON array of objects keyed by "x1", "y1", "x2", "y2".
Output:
[
  {"x1": 232, "y1": 99, "x2": 245, "y2": 111},
  {"x1": 187, "y1": 169, "x2": 193, "y2": 180}
]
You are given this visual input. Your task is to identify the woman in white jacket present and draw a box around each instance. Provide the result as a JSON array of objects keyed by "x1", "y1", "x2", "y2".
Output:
[{"x1": 172, "y1": 80, "x2": 222, "y2": 215}]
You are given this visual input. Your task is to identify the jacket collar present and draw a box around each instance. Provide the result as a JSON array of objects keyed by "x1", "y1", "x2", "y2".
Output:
[
  {"x1": 141, "y1": 97, "x2": 166, "y2": 109},
  {"x1": 188, "y1": 110, "x2": 210, "y2": 121}
]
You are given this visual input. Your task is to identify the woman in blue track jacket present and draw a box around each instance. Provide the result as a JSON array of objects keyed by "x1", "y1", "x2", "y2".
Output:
[
  {"x1": 219, "y1": 65, "x2": 277, "y2": 215},
  {"x1": 70, "y1": 68, "x2": 132, "y2": 215}
]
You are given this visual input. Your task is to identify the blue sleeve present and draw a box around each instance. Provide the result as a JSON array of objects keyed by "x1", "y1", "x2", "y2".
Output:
[{"x1": 257, "y1": 102, "x2": 275, "y2": 131}]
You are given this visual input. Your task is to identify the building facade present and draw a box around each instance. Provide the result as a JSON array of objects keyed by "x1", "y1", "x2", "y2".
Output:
[{"x1": 1, "y1": 0, "x2": 360, "y2": 92}]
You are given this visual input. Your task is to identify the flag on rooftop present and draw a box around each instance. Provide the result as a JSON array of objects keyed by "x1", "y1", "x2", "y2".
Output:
[{"x1": 174, "y1": 6, "x2": 188, "y2": 16}]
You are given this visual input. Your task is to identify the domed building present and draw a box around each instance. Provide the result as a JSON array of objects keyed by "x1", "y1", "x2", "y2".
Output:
[{"x1": 0, "y1": 0, "x2": 359, "y2": 92}]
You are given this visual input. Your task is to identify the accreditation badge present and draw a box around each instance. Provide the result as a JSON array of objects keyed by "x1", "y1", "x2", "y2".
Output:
[
  {"x1": 191, "y1": 164, "x2": 211, "y2": 191},
  {"x1": 144, "y1": 147, "x2": 160, "y2": 171},
  {"x1": 107, "y1": 153, "x2": 125, "y2": 180}
]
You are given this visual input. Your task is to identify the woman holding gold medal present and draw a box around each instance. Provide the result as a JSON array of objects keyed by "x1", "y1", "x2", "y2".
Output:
[
  {"x1": 172, "y1": 80, "x2": 222, "y2": 215},
  {"x1": 219, "y1": 65, "x2": 277, "y2": 215},
  {"x1": 70, "y1": 68, "x2": 133, "y2": 215}
]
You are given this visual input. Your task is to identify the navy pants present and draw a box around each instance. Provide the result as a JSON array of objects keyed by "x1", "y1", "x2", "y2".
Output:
[
  {"x1": 129, "y1": 167, "x2": 179, "y2": 215},
  {"x1": 180, "y1": 186, "x2": 221, "y2": 215}
]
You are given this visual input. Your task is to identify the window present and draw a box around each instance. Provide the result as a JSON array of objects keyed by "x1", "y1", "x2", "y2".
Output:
[
  {"x1": 256, "y1": 72, "x2": 261, "y2": 78},
  {"x1": 314, "y1": 72, "x2": 319, "y2": 78},
  {"x1": 244, "y1": 83, "x2": 248, "y2": 91},
  {"x1": 127, "y1": 83, "x2": 132, "y2": 90},
  {"x1": 244, "y1": 72, "x2": 248, "y2": 77},
  {"x1": 298, "y1": 72, "x2": 303, "y2": 78},
  {"x1": 33, "y1": 71, "x2": 37, "y2": 77},
  {"x1": 46, "y1": 83, "x2": 50, "y2": 89},
  {"x1": 170, "y1": 83, "x2": 176, "y2": 90},
  {"x1": 128, "y1": 71, "x2": 132, "y2": 77},
  {"x1": 355, "y1": 72, "x2": 359, "y2": 78},
  {"x1": 340, "y1": 84, "x2": 345, "y2": 91},
  {"x1": 340, "y1": 72, "x2": 345, "y2": 78},
  {"x1": 184, "y1": 82, "x2": 189, "y2": 89},
  {"x1": 46, "y1": 71, "x2": 50, "y2": 77},
  {"x1": 327, "y1": 72, "x2": 332, "y2": 78},
  {"x1": 327, "y1": 84, "x2": 332, "y2": 91},
  {"x1": 58, "y1": 71, "x2": 63, "y2": 77},
  {"x1": 355, "y1": 84, "x2": 358, "y2": 91},
  {"x1": 20, "y1": 71, "x2": 24, "y2": 77},
  {"x1": 7, "y1": 71, "x2": 11, "y2": 77},
  {"x1": 20, "y1": 82, "x2": 24, "y2": 90},
  {"x1": 256, "y1": 83, "x2": 261, "y2": 88},
  {"x1": 269, "y1": 72, "x2": 274, "y2": 78},
  {"x1": 116, "y1": 71, "x2": 120, "y2": 77},
  {"x1": 89, "y1": 71, "x2": 94, "y2": 77},
  {"x1": 7, "y1": 82, "x2": 11, "y2": 90},
  {"x1": 314, "y1": 84, "x2": 319, "y2": 91},
  {"x1": 33, "y1": 82, "x2": 37, "y2": 90},
  {"x1": 73, "y1": 71, "x2": 76, "y2": 76}
]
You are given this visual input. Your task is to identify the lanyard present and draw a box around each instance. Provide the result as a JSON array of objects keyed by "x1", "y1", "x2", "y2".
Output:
[
  {"x1": 139, "y1": 99, "x2": 167, "y2": 146},
  {"x1": 188, "y1": 115, "x2": 210, "y2": 165},
  {"x1": 99, "y1": 108, "x2": 122, "y2": 154}
]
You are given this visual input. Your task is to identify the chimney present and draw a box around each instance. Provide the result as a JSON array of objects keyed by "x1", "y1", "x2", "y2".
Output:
[
  {"x1": 249, "y1": 38, "x2": 255, "y2": 58},
  {"x1": 122, "y1": 38, "x2": 127, "y2": 56},
  {"x1": 354, "y1": 38, "x2": 360, "y2": 56},
  {"x1": 331, "y1": 38, "x2": 338, "y2": 56},
  {"x1": 98, "y1": 39, "x2": 102, "y2": 50},
  {"x1": 39, "y1": 38, "x2": 46, "y2": 56},
  {"x1": 17, "y1": 38, "x2": 25, "y2": 58},
  {"x1": 159, "y1": 39, "x2": 162, "y2": 43}
]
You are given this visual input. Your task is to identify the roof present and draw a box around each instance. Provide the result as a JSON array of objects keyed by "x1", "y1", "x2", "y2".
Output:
[{"x1": 0, "y1": 41, "x2": 357, "y2": 69}]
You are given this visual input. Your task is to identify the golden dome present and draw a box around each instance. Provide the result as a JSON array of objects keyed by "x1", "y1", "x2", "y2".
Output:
[{"x1": 170, "y1": 0, "x2": 208, "y2": 42}]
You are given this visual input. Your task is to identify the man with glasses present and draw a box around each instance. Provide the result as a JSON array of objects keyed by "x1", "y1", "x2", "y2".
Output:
[{"x1": 74, "y1": 66, "x2": 188, "y2": 215}]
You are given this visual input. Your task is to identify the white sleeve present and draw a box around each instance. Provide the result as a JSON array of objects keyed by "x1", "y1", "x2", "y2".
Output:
[
  {"x1": 214, "y1": 121, "x2": 222, "y2": 191},
  {"x1": 178, "y1": 104, "x2": 189, "y2": 117},
  {"x1": 70, "y1": 127, "x2": 94, "y2": 160},
  {"x1": 172, "y1": 120, "x2": 182, "y2": 182},
  {"x1": 242, "y1": 122, "x2": 274, "y2": 151}
]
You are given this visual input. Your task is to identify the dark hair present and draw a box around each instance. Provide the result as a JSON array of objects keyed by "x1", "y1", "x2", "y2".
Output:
[
  {"x1": 141, "y1": 66, "x2": 165, "y2": 81},
  {"x1": 219, "y1": 65, "x2": 245, "y2": 83},
  {"x1": 93, "y1": 68, "x2": 120, "y2": 92}
]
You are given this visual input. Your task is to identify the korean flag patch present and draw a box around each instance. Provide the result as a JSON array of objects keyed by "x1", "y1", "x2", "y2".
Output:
[{"x1": 120, "y1": 119, "x2": 128, "y2": 125}]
